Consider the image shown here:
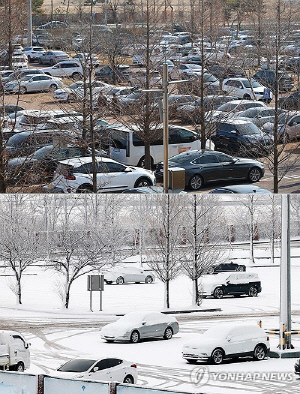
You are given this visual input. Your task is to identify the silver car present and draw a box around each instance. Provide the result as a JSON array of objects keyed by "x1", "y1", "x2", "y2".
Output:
[
  {"x1": 101, "y1": 311, "x2": 179, "y2": 343},
  {"x1": 5, "y1": 75, "x2": 63, "y2": 94},
  {"x1": 104, "y1": 266, "x2": 155, "y2": 285}
]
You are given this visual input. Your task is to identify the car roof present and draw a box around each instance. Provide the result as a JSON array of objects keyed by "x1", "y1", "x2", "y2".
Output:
[
  {"x1": 58, "y1": 157, "x2": 116, "y2": 166},
  {"x1": 220, "y1": 119, "x2": 254, "y2": 125},
  {"x1": 213, "y1": 185, "x2": 271, "y2": 193}
]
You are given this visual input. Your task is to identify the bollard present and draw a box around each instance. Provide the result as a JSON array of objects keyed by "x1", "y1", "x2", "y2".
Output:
[
  {"x1": 109, "y1": 382, "x2": 117, "y2": 394},
  {"x1": 37, "y1": 375, "x2": 44, "y2": 394}
]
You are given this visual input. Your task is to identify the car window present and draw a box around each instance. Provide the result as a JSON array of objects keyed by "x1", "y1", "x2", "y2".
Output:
[
  {"x1": 217, "y1": 154, "x2": 234, "y2": 163},
  {"x1": 193, "y1": 155, "x2": 219, "y2": 164},
  {"x1": 106, "y1": 359, "x2": 122, "y2": 369},
  {"x1": 12, "y1": 335, "x2": 26, "y2": 348},
  {"x1": 217, "y1": 123, "x2": 237, "y2": 132},
  {"x1": 105, "y1": 162, "x2": 126, "y2": 173},
  {"x1": 94, "y1": 359, "x2": 108, "y2": 371},
  {"x1": 290, "y1": 116, "x2": 300, "y2": 125},
  {"x1": 169, "y1": 128, "x2": 196, "y2": 144},
  {"x1": 75, "y1": 163, "x2": 93, "y2": 174}
]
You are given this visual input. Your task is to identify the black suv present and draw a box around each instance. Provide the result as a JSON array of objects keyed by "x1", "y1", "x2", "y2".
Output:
[
  {"x1": 253, "y1": 69, "x2": 294, "y2": 93},
  {"x1": 212, "y1": 119, "x2": 273, "y2": 157},
  {"x1": 209, "y1": 262, "x2": 246, "y2": 274}
]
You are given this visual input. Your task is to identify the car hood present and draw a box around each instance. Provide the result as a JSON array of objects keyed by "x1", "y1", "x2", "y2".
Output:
[
  {"x1": 8, "y1": 157, "x2": 31, "y2": 167},
  {"x1": 183, "y1": 337, "x2": 218, "y2": 352},
  {"x1": 234, "y1": 157, "x2": 264, "y2": 166},
  {"x1": 101, "y1": 321, "x2": 134, "y2": 336}
]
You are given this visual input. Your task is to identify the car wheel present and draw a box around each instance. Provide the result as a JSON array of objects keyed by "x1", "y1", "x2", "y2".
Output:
[
  {"x1": 134, "y1": 177, "x2": 153, "y2": 188},
  {"x1": 130, "y1": 330, "x2": 140, "y2": 343},
  {"x1": 116, "y1": 276, "x2": 125, "y2": 285},
  {"x1": 243, "y1": 94, "x2": 251, "y2": 100},
  {"x1": 68, "y1": 93, "x2": 76, "y2": 102},
  {"x1": 50, "y1": 59, "x2": 54, "y2": 66},
  {"x1": 189, "y1": 174, "x2": 203, "y2": 191},
  {"x1": 164, "y1": 327, "x2": 173, "y2": 340},
  {"x1": 253, "y1": 344, "x2": 266, "y2": 361},
  {"x1": 15, "y1": 362, "x2": 25, "y2": 372},
  {"x1": 105, "y1": 339, "x2": 114, "y2": 343},
  {"x1": 72, "y1": 72, "x2": 82, "y2": 80},
  {"x1": 145, "y1": 275, "x2": 153, "y2": 284},
  {"x1": 211, "y1": 348, "x2": 224, "y2": 365},
  {"x1": 213, "y1": 287, "x2": 224, "y2": 299},
  {"x1": 19, "y1": 87, "x2": 26, "y2": 95},
  {"x1": 248, "y1": 167, "x2": 262, "y2": 183},
  {"x1": 76, "y1": 184, "x2": 93, "y2": 193},
  {"x1": 123, "y1": 375, "x2": 134, "y2": 384},
  {"x1": 248, "y1": 286, "x2": 258, "y2": 297},
  {"x1": 49, "y1": 84, "x2": 58, "y2": 92},
  {"x1": 186, "y1": 359, "x2": 198, "y2": 364},
  {"x1": 27, "y1": 56, "x2": 32, "y2": 62},
  {"x1": 105, "y1": 281, "x2": 112, "y2": 284}
]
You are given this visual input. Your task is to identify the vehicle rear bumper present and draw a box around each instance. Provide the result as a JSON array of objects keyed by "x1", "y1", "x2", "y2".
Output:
[{"x1": 42, "y1": 185, "x2": 64, "y2": 193}]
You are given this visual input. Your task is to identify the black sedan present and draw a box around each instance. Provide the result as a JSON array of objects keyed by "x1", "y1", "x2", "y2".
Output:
[
  {"x1": 208, "y1": 262, "x2": 246, "y2": 274},
  {"x1": 155, "y1": 150, "x2": 265, "y2": 191}
]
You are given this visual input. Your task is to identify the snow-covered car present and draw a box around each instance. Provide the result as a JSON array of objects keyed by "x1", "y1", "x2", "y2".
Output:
[
  {"x1": 103, "y1": 266, "x2": 155, "y2": 285},
  {"x1": 222, "y1": 78, "x2": 273, "y2": 102},
  {"x1": 44, "y1": 157, "x2": 156, "y2": 193},
  {"x1": 182, "y1": 323, "x2": 270, "y2": 364},
  {"x1": 101, "y1": 311, "x2": 179, "y2": 343},
  {"x1": 5, "y1": 74, "x2": 63, "y2": 94},
  {"x1": 23, "y1": 46, "x2": 46, "y2": 62},
  {"x1": 55, "y1": 358, "x2": 137, "y2": 384},
  {"x1": 200, "y1": 272, "x2": 262, "y2": 299}
]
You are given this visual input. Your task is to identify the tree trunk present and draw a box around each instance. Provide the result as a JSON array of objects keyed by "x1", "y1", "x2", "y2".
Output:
[
  {"x1": 17, "y1": 277, "x2": 22, "y2": 305},
  {"x1": 192, "y1": 278, "x2": 199, "y2": 307},
  {"x1": 164, "y1": 279, "x2": 170, "y2": 309}
]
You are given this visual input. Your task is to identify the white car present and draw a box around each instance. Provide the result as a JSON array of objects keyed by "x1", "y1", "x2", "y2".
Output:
[
  {"x1": 11, "y1": 56, "x2": 28, "y2": 69},
  {"x1": 45, "y1": 157, "x2": 156, "y2": 193},
  {"x1": 222, "y1": 78, "x2": 273, "y2": 102},
  {"x1": 55, "y1": 358, "x2": 137, "y2": 384},
  {"x1": 0, "y1": 330, "x2": 30, "y2": 371},
  {"x1": 182, "y1": 323, "x2": 270, "y2": 364},
  {"x1": 104, "y1": 266, "x2": 155, "y2": 285},
  {"x1": 73, "y1": 53, "x2": 100, "y2": 67},
  {"x1": 53, "y1": 81, "x2": 84, "y2": 102},
  {"x1": 42, "y1": 60, "x2": 83, "y2": 79},
  {"x1": 101, "y1": 311, "x2": 179, "y2": 343},
  {"x1": 23, "y1": 46, "x2": 46, "y2": 62},
  {"x1": 5, "y1": 74, "x2": 63, "y2": 94}
]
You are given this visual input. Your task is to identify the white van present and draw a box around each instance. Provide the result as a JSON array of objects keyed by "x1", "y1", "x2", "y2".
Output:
[
  {"x1": 0, "y1": 331, "x2": 30, "y2": 371},
  {"x1": 109, "y1": 124, "x2": 214, "y2": 167}
]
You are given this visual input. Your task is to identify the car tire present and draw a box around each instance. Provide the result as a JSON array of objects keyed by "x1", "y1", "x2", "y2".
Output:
[
  {"x1": 27, "y1": 56, "x2": 32, "y2": 62},
  {"x1": 76, "y1": 184, "x2": 93, "y2": 193},
  {"x1": 189, "y1": 174, "x2": 203, "y2": 191},
  {"x1": 248, "y1": 167, "x2": 262, "y2": 183},
  {"x1": 164, "y1": 327, "x2": 173, "y2": 340},
  {"x1": 116, "y1": 276, "x2": 125, "y2": 285},
  {"x1": 15, "y1": 362, "x2": 25, "y2": 372},
  {"x1": 49, "y1": 84, "x2": 58, "y2": 92},
  {"x1": 253, "y1": 344, "x2": 266, "y2": 361},
  {"x1": 50, "y1": 59, "x2": 54, "y2": 66},
  {"x1": 68, "y1": 93, "x2": 76, "y2": 102},
  {"x1": 72, "y1": 72, "x2": 82, "y2": 80},
  {"x1": 130, "y1": 330, "x2": 140, "y2": 343},
  {"x1": 210, "y1": 348, "x2": 224, "y2": 365},
  {"x1": 243, "y1": 94, "x2": 251, "y2": 100},
  {"x1": 123, "y1": 375, "x2": 134, "y2": 384},
  {"x1": 186, "y1": 359, "x2": 198, "y2": 364},
  {"x1": 213, "y1": 287, "x2": 224, "y2": 299},
  {"x1": 248, "y1": 286, "x2": 258, "y2": 297},
  {"x1": 105, "y1": 281, "x2": 113, "y2": 284},
  {"x1": 105, "y1": 339, "x2": 114, "y2": 343},
  {"x1": 134, "y1": 177, "x2": 153, "y2": 188},
  {"x1": 19, "y1": 87, "x2": 27, "y2": 95},
  {"x1": 145, "y1": 275, "x2": 153, "y2": 284}
]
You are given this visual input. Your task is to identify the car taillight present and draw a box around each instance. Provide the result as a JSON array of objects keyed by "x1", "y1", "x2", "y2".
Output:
[
  {"x1": 130, "y1": 364, "x2": 137, "y2": 368},
  {"x1": 267, "y1": 336, "x2": 269, "y2": 341},
  {"x1": 65, "y1": 174, "x2": 76, "y2": 180}
]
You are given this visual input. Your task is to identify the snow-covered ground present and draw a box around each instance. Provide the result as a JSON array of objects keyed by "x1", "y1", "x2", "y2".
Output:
[{"x1": 1, "y1": 244, "x2": 300, "y2": 393}]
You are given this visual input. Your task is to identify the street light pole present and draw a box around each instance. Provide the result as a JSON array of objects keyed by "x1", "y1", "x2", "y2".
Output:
[
  {"x1": 27, "y1": 0, "x2": 32, "y2": 47},
  {"x1": 162, "y1": 62, "x2": 169, "y2": 194},
  {"x1": 280, "y1": 194, "x2": 292, "y2": 349}
]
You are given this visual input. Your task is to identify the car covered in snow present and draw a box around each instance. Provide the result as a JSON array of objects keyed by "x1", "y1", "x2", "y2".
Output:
[
  {"x1": 103, "y1": 266, "x2": 155, "y2": 285},
  {"x1": 55, "y1": 358, "x2": 137, "y2": 384},
  {"x1": 182, "y1": 322, "x2": 270, "y2": 364},
  {"x1": 200, "y1": 272, "x2": 261, "y2": 298},
  {"x1": 101, "y1": 311, "x2": 179, "y2": 343}
]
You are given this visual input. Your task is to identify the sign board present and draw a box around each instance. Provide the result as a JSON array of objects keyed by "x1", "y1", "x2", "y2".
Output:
[
  {"x1": 44, "y1": 376, "x2": 108, "y2": 394},
  {"x1": 87, "y1": 275, "x2": 104, "y2": 291},
  {"x1": 0, "y1": 371, "x2": 38, "y2": 394}
]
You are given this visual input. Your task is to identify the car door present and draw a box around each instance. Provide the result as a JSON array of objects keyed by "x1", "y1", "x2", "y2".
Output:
[
  {"x1": 141, "y1": 313, "x2": 161, "y2": 338},
  {"x1": 25, "y1": 76, "x2": 38, "y2": 91},
  {"x1": 286, "y1": 115, "x2": 300, "y2": 139},
  {"x1": 225, "y1": 274, "x2": 242, "y2": 295},
  {"x1": 224, "y1": 328, "x2": 248, "y2": 356},
  {"x1": 191, "y1": 154, "x2": 222, "y2": 182},
  {"x1": 105, "y1": 359, "x2": 125, "y2": 382},
  {"x1": 215, "y1": 123, "x2": 238, "y2": 153},
  {"x1": 217, "y1": 152, "x2": 242, "y2": 180},
  {"x1": 99, "y1": 162, "x2": 133, "y2": 192},
  {"x1": 87, "y1": 359, "x2": 111, "y2": 381},
  {"x1": 38, "y1": 75, "x2": 52, "y2": 91}
]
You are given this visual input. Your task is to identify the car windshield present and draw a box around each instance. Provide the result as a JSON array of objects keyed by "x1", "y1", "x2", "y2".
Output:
[
  {"x1": 118, "y1": 312, "x2": 145, "y2": 324},
  {"x1": 203, "y1": 73, "x2": 218, "y2": 83},
  {"x1": 58, "y1": 359, "x2": 96, "y2": 372},
  {"x1": 31, "y1": 146, "x2": 53, "y2": 159},
  {"x1": 236, "y1": 122, "x2": 261, "y2": 135},
  {"x1": 7, "y1": 133, "x2": 28, "y2": 147},
  {"x1": 203, "y1": 325, "x2": 231, "y2": 339},
  {"x1": 170, "y1": 151, "x2": 199, "y2": 163},
  {"x1": 242, "y1": 79, "x2": 261, "y2": 88}
]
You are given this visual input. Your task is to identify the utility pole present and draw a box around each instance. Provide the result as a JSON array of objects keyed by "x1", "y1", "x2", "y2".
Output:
[
  {"x1": 162, "y1": 63, "x2": 169, "y2": 194},
  {"x1": 27, "y1": 0, "x2": 32, "y2": 46},
  {"x1": 280, "y1": 194, "x2": 292, "y2": 349}
]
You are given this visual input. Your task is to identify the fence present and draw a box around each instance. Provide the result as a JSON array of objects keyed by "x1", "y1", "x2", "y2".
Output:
[{"x1": 0, "y1": 372, "x2": 192, "y2": 394}]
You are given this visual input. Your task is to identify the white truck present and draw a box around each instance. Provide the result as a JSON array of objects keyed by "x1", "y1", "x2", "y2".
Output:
[{"x1": 0, "y1": 330, "x2": 30, "y2": 372}]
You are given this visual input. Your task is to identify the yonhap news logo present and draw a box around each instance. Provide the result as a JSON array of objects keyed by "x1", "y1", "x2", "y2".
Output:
[{"x1": 190, "y1": 367, "x2": 294, "y2": 387}]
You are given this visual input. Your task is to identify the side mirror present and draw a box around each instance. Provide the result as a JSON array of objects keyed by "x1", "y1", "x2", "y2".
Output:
[
  {"x1": 142, "y1": 321, "x2": 146, "y2": 326},
  {"x1": 93, "y1": 367, "x2": 99, "y2": 372},
  {"x1": 124, "y1": 167, "x2": 132, "y2": 173},
  {"x1": 227, "y1": 335, "x2": 232, "y2": 342},
  {"x1": 230, "y1": 130, "x2": 237, "y2": 134}
]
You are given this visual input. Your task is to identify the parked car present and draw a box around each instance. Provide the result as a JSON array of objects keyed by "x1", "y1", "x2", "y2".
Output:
[
  {"x1": 38, "y1": 51, "x2": 69, "y2": 65},
  {"x1": 278, "y1": 112, "x2": 300, "y2": 141},
  {"x1": 38, "y1": 20, "x2": 68, "y2": 29},
  {"x1": 53, "y1": 81, "x2": 84, "y2": 102},
  {"x1": 212, "y1": 119, "x2": 273, "y2": 157},
  {"x1": 73, "y1": 53, "x2": 100, "y2": 67},
  {"x1": 23, "y1": 46, "x2": 46, "y2": 62},
  {"x1": 103, "y1": 266, "x2": 155, "y2": 285},
  {"x1": 44, "y1": 157, "x2": 156, "y2": 193},
  {"x1": 55, "y1": 358, "x2": 137, "y2": 384},
  {"x1": 222, "y1": 78, "x2": 272, "y2": 102},
  {"x1": 42, "y1": 60, "x2": 83, "y2": 79},
  {"x1": 200, "y1": 272, "x2": 262, "y2": 298},
  {"x1": 182, "y1": 322, "x2": 269, "y2": 364},
  {"x1": 215, "y1": 100, "x2": 267, "y2": 115},
  {"x1": 208, "y1": 262, "x2": 246, "y2": 274},
  {"x1": 101, "y1": 311, "x2": 179, "y2": 343},
  {"x1": 210, "y1": 185, "x2": 271, "y2": 194},
  {"x1": 234, "y1": 107, "x2": 285, "y2": 128},
  {"x1": 2, "y1": 68, "x2": 46, "y2": 86},
  {"x1": 155, "y1": 150, "x2": 265, "y2": 191},
  {"x1": 279, "y1": 90, "x2": 299, "y2": 110},
  {"x1": 95, "y1": 65, "x2": 131, "y2": 83},
  {"x1": 253, "y1": 69, "x2": 294, "y2": 93},
  {"x1": 129, "y1": 70, "x2": 162, "y2": 87},
  {"x1": 5, "y1": 74, "x2": 63, "y2": 94},
  {"x1": 11, "y1": 56, "x2": 28, "y2": 69},
  {"x1": 0, "y1": 330, "x2": 30, "y2": 371},
  {"x1": 122, "y1": 186, "x2": 166, "y2": 193}
]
